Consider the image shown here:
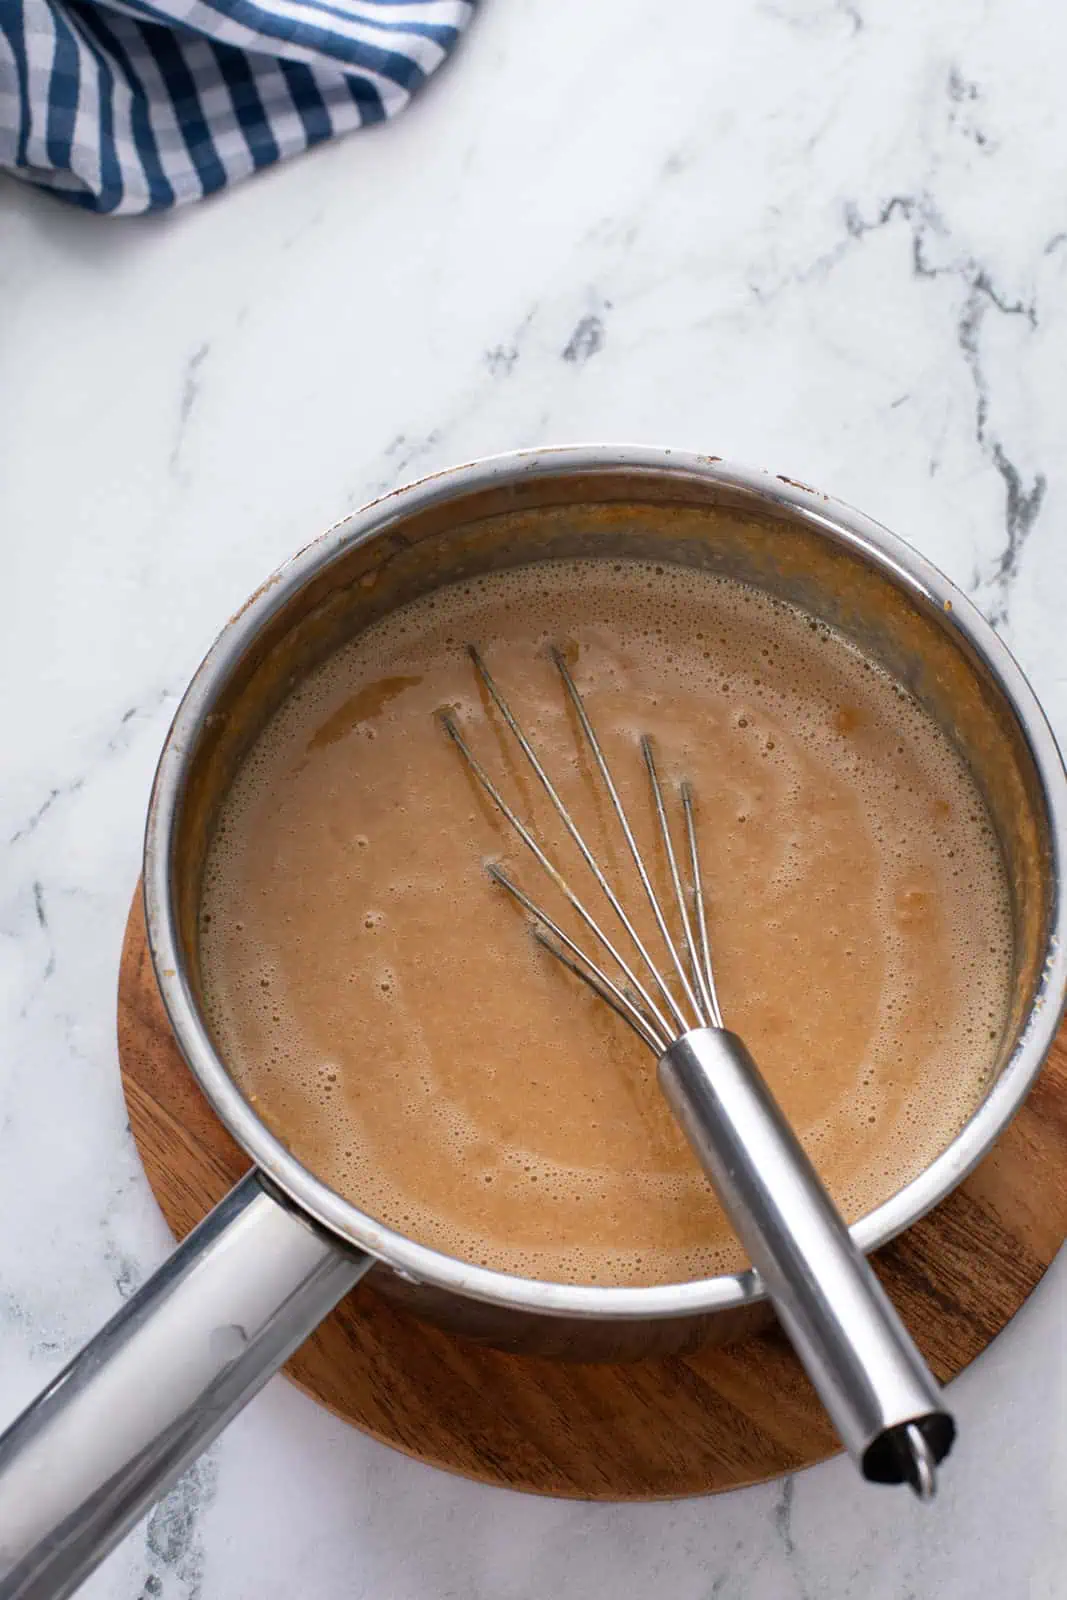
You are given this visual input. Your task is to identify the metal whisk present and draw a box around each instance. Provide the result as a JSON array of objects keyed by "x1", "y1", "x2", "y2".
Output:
[{"x1": 441, "y1": 644, "x2": 955, "y2": 1500}]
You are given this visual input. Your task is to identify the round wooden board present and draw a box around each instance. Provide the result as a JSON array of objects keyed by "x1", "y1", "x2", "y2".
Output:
[{"x1": 118, "y1": 888, "x2": 1067, "y2": 1500}]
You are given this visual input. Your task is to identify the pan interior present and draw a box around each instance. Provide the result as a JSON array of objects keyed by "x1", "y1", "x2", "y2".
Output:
[{"x1": 168, "y1": 471, "x2": 1052, "y2": 1288}]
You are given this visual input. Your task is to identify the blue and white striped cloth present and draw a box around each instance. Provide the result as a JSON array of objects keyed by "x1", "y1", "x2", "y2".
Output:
[{"x1": 0, "y1": 0, "x2": 473, "y2": 213}]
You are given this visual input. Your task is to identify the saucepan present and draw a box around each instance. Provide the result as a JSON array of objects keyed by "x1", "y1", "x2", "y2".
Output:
[{"x1": 0, "y1": 447, "x2": 1064, "y2": 1599}]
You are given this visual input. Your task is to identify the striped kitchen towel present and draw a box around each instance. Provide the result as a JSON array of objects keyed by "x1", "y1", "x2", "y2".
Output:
[{"x1": 0, "y1": 0, "x2": 473, "y2": 214}]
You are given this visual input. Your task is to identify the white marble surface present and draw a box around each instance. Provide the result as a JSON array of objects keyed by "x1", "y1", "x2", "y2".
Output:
[{"x1": 3, "y1": 0, "x2": 1067, "y2": 1592}]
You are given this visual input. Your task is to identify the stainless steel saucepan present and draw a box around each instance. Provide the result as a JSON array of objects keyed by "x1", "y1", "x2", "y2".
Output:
[{"x1": 1, "y1": 447, "x2": 1064, "y2": 1599}]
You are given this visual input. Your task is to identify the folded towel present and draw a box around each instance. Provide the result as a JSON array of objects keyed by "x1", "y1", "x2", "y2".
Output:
[{"x1": 0, "y1": 0, "x2": 473, "y2": 214}]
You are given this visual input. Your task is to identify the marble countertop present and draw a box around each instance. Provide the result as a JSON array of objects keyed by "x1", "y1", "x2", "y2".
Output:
[{"x1": 3, "y1": 0, "x2": 1066, "y2": 1593}]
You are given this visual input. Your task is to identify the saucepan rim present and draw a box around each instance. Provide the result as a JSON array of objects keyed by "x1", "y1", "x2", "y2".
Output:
[{"x1": 143, "y1": 445, "x2": 1067, "y2": 1320}]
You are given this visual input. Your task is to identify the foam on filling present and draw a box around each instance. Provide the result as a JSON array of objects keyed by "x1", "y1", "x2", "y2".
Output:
[{"x1": 200, "y1": 559, "x2": 1013, "y2": 1285}]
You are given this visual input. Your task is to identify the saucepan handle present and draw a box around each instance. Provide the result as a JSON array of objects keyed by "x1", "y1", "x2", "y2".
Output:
[{"x1": 0, "y1": 1171, "x2": 371, "y2": 1600}]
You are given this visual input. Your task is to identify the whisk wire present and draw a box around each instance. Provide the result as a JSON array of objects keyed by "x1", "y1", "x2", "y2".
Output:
[
  {"x1": 549, "y1": 648, "x2": 709, "y2": 1029},
  {"x1": 681, "y1": 781, "x2": 724, "y2": 1028},
  {"x1": 442, "y1": 649, "x2": 727, "y2": 1050},
  {"x1": 468, "y1": 646, "x2": 693, "y2": 1038},
  {"x1": 486, "y1": 866, "x2": 667, "y2": 1052},
  {"x1": 439, "y1": 710, "x2": 677, "y2": 1044},
  {"x1": 532, "y1": 930, "x2": 669, "y2": 1055},
  {"x1": 639, "y1": 735, "x2": 718, "y2": 1032}
]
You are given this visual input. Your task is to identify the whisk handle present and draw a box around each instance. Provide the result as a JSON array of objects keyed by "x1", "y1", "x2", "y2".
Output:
[{"x1": 658, "y1": 1027, "x2": 954, "y2": 1496}]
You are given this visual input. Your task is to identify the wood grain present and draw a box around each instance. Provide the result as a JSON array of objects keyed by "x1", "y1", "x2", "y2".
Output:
[{"x1": 117, "y1": 889, "x2": 1067, "y2": 1499}]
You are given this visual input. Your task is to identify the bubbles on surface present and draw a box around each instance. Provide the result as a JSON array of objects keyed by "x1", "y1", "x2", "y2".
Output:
[{"x1": 200, "y1": 556, "x2": 1013, "y2": 1287}]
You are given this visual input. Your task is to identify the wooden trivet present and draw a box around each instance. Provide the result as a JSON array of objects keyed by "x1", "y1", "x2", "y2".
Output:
[{"x1": 118, "y1": 889, "x2": 1067, "y2": 1499}]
